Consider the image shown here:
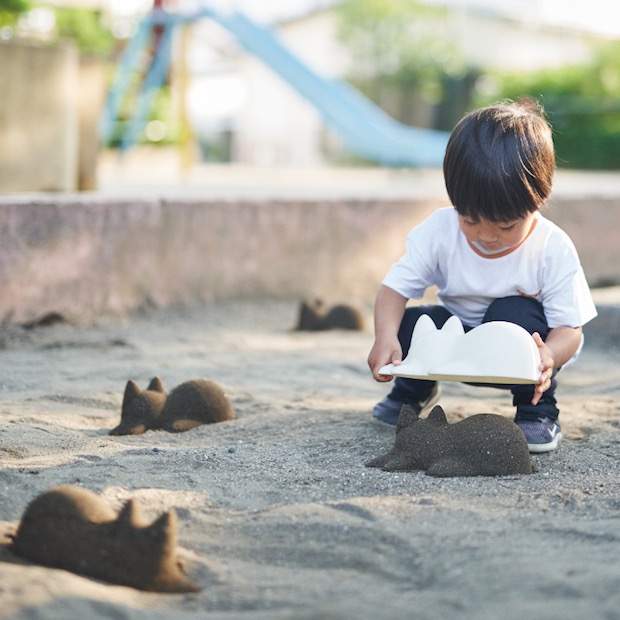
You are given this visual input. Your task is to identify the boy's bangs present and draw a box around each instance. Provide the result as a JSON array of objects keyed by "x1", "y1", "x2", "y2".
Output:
[
  {"x1": 455, "y1": 188, "x2": 533, "y2": 223},
  {"x1": 452, "y1": 165, "x2": 536, "y2": 223}
]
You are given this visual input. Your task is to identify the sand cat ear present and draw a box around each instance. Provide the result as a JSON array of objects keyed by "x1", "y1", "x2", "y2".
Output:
[
  {"x1": 117, "y1": 499, "x2": 144, "y2": 527},
  {"x1": 426, "y1": 405, "x2": 448, "y2": 426},
  {"x1": 153, "y1": 510, "x2": 175, "y2": 532},
  {"x1": 147, "y1": 377, "x2": 165, "y2": 393},
  {"x1": 396, "y1": 403, "x2": 420, "y2": 431},
  {"x1": 150, "y1": 510, "x2": 176, "y2": 547},
  {"x1": 123, "y1": 380, "x2": 142, "y2": 402}
]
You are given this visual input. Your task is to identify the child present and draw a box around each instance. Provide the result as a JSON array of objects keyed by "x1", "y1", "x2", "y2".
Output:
[{"x1": 367, "y1": 101, "x2": 597, "y2": 453}]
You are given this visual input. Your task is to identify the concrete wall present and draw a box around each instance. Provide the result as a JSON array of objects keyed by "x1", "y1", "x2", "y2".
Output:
[
  {"x1": 0, "y1": 194, "x2": 616, "y2": 324},
  {"x1": 545, "y1": 197, "x2": 620, "y2": 288},
  {"x1": 77, "y1": 57, "x2": 107, "y2": 191},
  {"x1": 0, "y1": 42, "x2": 104, "y2": 193}
]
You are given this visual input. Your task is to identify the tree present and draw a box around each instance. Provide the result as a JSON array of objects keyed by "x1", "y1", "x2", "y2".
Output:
[
  {"x1": 477, "y1": 41, "x2": 620, "y2": 169},
  {"x1": 0, "y1": 0, "x2": 30, "y2": 28},
  {"x1": 52, "y1": 7, "x2": 116, "y2": 57},
  {"x1": 335, "y1": 0, "x2": 469, "y2": 128}
]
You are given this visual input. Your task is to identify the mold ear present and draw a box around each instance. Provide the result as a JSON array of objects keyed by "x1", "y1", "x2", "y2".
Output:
[
  {"x1": 412, "y1": 314, "x2": 437, "y2": 337},
  {"x1": 147, "y1": 377, "x2": 165, "y2": 393},
  {"x1": 123, "y1": 380, "x2": 142, "y2": 403},
  {"x1": 441, "y1": 315, "x2": 465, "y2": 336},
  {"x1": 426, "y1": 405, "x2": 448, "y2": 426}
]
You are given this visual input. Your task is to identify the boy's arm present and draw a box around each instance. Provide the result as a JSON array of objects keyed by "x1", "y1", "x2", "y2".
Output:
[
  {"x1": 531, "y1": 326, "x2": 583, "y2": 405},
  {"x1": 367, "y1": 285, "x2": 408, "y2": 382}
]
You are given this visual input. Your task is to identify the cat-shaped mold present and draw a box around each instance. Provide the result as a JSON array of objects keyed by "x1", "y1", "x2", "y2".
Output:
[
  {"x1": 379, "y1": 314, "x2": 541, "y2": 384},
  {"x1": 110, "y1": 376, "x2": 234, "y2": 435},
  {"x1": 366, "y1": 405, "x2": 532, "y2": 477},
  {"x1": 11, "y1": 485, "x2": 200, "y2": 592},
  {"x1": 293, "y1": 299, "x2": 365, "y2": 331}
]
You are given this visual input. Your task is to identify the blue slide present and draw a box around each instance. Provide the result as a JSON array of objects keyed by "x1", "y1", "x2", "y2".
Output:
[{"x1": 102, "y1": 7, "x2": 449, "y2": 166}]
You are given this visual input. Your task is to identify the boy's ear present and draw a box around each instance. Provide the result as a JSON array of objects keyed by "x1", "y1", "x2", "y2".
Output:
[{"x1": 426, "y1": 405, "x2": 448, "y2": 426}]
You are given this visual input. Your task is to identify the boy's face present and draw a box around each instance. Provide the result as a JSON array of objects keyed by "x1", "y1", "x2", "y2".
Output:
[{"x1": 458, "y1": 212, "x2": 537, "y2": 254}]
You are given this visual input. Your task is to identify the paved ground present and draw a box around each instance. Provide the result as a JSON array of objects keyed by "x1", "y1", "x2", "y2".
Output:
[
  {"x1": 96, "y1": 150, "x2": 620, "y2": 200},
  {"x1": 587, "y1": 286, "x2": 620, "y2": 343}
]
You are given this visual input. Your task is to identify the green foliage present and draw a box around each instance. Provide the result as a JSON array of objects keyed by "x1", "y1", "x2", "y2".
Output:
[
  {"x1": 335, "y1": 0, "x2": 472, "y2": 130},
  {"x1": 106, "y1": 84, "x2": 179, "y2": 148},
  {"x1": 147, "y1": 85, "x2": 179, "y2": 145},
  {"x1": 0, "y1": 0, "x2": 30, "y2": 27},
  {"x1": 336, "y1": 0, "x2": 465, "y2": 99},
  {"x1": 0, "y1": 0, "x2": 29, "y2": 11},
  {"x1": 477, "y1": 42, "x2": 620, "y2": 170},
  {"x1": 52, "y1": 6, "x2": 115, "y2": 57}
]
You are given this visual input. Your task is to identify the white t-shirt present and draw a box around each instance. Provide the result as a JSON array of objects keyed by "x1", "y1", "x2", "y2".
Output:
[{"x1": 383, "y1": 207, "x2": 597, "y2": 328}]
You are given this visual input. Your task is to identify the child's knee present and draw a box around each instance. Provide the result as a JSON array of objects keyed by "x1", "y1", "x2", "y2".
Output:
[{"x1": 484, "y1": 295, "x2": 545, "y2": 327}]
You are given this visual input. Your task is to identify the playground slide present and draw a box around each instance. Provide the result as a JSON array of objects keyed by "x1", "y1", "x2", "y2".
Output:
[
  {"x1": 103, "y1": 7, "x2": 449, "y2": 166},
  {"x1": 206, "y1": 9, "x2": 449, "y2": 167}
]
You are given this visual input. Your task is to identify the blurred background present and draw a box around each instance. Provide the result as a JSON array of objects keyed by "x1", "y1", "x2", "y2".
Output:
[{"x1": 1, "y1": 0, "x2": 620, "y2": 193}]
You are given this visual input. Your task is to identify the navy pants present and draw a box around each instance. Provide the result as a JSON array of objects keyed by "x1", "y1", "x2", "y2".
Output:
[{"x1": 387, "y1": 296, "x2": 559, "y2": 421}]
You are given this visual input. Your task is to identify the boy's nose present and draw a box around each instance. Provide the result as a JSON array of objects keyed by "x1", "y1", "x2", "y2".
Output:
[{"x1": 478, "y1": 227, "x2": 498, "y2": 242}]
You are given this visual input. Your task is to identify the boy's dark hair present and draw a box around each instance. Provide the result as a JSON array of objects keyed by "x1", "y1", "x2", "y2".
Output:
[{"x1": 443, "y1": 100, "x2": 555, "y2": 223}]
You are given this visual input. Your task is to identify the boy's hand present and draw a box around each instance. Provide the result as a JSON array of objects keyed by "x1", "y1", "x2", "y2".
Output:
[
  {"x1": 531, "y1": 332, "x2": 554, "y2": 405},
  {"x1": 368, "y1": 338, "x2": 402, "y2": 382},
  {"x1": 368, "y1": 286, "x2": 409, "y2": 382}
]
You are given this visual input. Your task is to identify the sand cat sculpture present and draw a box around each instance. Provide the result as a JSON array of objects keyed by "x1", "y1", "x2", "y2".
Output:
[
  {"x1": 294, "y1": 299, "x2": 365, "y2": 331},
  {"x1": 109, "y1": 376, "x2": 234, "y2": 436},
  {"x1": 366, "y1": 404, "x2": 532, "y2": 477},
  {"x1": 11, "y1": 485, "x2": 200, "y2": 592}
]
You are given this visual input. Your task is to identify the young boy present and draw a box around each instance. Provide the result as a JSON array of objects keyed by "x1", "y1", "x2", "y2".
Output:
[{"x1": 367, "y1": 101, "x2": 597, "y2": 453}]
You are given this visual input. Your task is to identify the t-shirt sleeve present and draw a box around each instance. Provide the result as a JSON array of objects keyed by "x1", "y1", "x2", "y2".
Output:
[
  {"x1": 541, "y1": 234, "x2": 598, "y2": 328},
  {"x1": 381, "y1": 213, "x2": 442, "y2": 299}
]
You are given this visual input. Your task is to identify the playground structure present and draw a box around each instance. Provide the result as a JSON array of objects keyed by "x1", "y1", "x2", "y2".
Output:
[{"x1": 100, "y1": 6, "x2": 450, "y2": 168}]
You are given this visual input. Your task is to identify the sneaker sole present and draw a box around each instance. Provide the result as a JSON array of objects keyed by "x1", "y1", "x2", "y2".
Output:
[{"x1": 527, "y1": 431, "x2": 562, "y2": 453}]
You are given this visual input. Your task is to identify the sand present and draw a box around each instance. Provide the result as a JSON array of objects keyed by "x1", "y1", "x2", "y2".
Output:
[{"x1": 1, "y1": 298, "x2": 620, "y2": 620}]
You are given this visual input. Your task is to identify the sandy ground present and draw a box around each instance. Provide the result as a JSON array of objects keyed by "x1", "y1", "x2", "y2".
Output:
[{"x1": 1, "y1": 297, "x2": 620, "y2": 620}]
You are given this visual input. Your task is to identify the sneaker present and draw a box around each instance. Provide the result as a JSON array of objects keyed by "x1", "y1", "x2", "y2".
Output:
[
  {"x1": 372, "y1": 385, "x2": 441, "y2": 426},
  {"x1": 514, "y1": 416, "x2": 562, "y2": 453}
]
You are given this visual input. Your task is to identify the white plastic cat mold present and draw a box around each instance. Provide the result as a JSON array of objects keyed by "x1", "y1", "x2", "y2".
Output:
[{"x1": 379, "y1": 315, "x2": 541, "y2": 384}]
